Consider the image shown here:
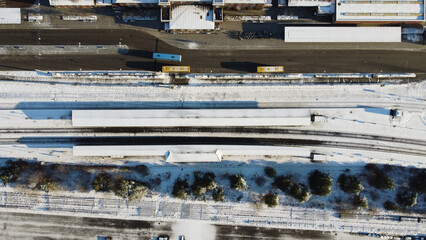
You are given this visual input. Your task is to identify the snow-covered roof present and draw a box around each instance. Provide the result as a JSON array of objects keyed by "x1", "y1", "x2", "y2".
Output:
[
  {"x1": 288, "y1": 0, "x2": 333, "y2": 7},
  {"x1": 224, "y1": 0, "x2": 269, "y2": 4},
  {"x1": 168, "y1": 5, "x2": 214, "y2": 30},
  {"x1": 49, "y1": 0, "x2": 94, "y2": 6},
  {"x1": 72, "y1": 109, "x2": 312, "y2": 127},
  {"x1": 73, "y1": 145, "x2": 312, "y2": 162},
  {"x1": 318, "y1": 4, "x2": 335, "y2": 14},
  {"x1": 335, "y1": 0, "x2": 425, "y2": 22},
  {"x1": 0, "y1": 8, "x2": 21, "y2": 24},
  {"x1": 113, "y1": 0, "x2": 157, "y2": 4},
  {"x1": 284, "y1": 26, "x2": 401, "y2": 42}
]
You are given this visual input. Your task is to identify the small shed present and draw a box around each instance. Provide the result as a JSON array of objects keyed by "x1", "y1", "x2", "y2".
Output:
[{"x1": 0, "y1": 8, "x2": 21, "y2": 24}]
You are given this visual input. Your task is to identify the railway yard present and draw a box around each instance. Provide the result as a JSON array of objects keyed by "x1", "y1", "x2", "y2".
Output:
[{"x1": 0, "y1": 4, "x2": 425, "y2": 238}]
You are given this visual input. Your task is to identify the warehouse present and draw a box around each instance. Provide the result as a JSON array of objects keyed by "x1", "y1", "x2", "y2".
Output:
[
  {"x1": 72, "y1": 145, "x2": 311, "y2": 162},
  {"x1": 284, "y1": 26, "x2": 401, "y2": 42},
  {"x1": 72, "y1": 109, "x2": 312, "y2": 127}
]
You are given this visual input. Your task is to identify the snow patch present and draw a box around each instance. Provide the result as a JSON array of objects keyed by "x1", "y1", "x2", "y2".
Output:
[{"x1": 171, "y1": 221, "x2": 216, "y2": 240}]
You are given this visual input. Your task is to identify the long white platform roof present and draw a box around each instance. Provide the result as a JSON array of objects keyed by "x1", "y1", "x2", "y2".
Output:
[
  {"x1": 284, "y1": 27, "x2": 401, "y2": 42},
  {"x1": 73, "y1": 145, "x2": 311, "y2": 162},
  {"x1": 72, "y1": 109, "x2": 312, "y2": 127}
]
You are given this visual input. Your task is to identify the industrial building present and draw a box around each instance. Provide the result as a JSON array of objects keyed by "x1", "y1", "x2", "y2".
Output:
[
  {"x1": 282, "y1": 0, "x2": 425, "y2": 23},
  {"x1": 71, "y1": 109, "x2": 312, "y2": 127},
  {"x1": 73, "y1": 145, "x2": 311, "y2": 162},
  {"x1": 284, "y1": 26, "x2": 402, "y2": 42},
  {"x1": 335, "y1": 0, "x2": 425, "y2": 23}
]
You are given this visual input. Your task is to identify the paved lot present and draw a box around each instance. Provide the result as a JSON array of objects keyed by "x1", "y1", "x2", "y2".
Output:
[
  {"x1": 0, "y1": 29, "x2": 425, "y2": 73},
  {"x1": 0, "y1": 209, "x2": 390, "y2": 240}
]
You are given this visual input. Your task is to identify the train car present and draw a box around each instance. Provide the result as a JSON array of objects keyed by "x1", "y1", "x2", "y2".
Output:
[
  {"x1": 257, "y1": 66, "x2": 284, "y2": 73},
  {"x1": 153, "y1": 52, "x2": 182, "y2": 62},
  {"x1": 162, "y1": 66, "x2": 190, "y2": 73}
]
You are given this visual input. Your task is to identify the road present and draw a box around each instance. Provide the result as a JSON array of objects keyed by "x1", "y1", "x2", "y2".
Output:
[{"x1": 0, "y1": 29, "x2": 425, "y2": 73}]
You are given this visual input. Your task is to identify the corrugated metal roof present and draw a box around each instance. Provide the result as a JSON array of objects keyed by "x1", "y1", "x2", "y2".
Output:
[
  {"x1": 335, "y1": 0, "x2": 425, "y2": 22},
  {"x1": 49, "y1": 0, "x2": 94, "y2": 6},
  {"x1": 287, "y1": 0, "x2": 334, "y2": 7},
  {"x1": 0, "y1": 8, "x2": 21, "y2": 24},
  {"x1": 169, "y1": 5, "x2": 214, "y2": 30},
  {"x1": 284, "y1": 27, "x2": 401, "y2": 42},
  {"x1": 224, "y1": 0, "x2": 267, "y2": 4},
  {"x1": 114, "y1": 0, "x2": 157, "y2": 4}
]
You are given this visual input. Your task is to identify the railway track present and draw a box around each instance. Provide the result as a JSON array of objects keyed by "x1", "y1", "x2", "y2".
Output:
[
  {"x1": 0, "y1": 127, "x2": 425, "y2": 147},
  {"x1": 0, "y1": 133, "x2": 425, "y2": 156}
]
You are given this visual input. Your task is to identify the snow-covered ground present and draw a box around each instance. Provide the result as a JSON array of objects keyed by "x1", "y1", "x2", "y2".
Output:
[
  {"x1": 0, "y1": 159, "x2": 424, "y2": 237},
  {"x1": 0, "y1": 74, "x2": 424, "y2": 110}
]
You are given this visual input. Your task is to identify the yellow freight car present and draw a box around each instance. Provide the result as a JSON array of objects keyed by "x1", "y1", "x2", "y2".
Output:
[
  {"x1": 162, "y1": 66, "x2": 190, "y2": 73},
  {"x1": 257, "y1": 66, "x2": 284, "y2": 73}
]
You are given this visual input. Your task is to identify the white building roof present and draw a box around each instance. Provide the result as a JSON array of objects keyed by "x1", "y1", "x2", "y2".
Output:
[
  {"x1": 73, "y1": 145, "x2": 311, "y2": 162},
  {"x1": 49, "y1": 0, "x2": 94, "y2": 5},
  {"x1": 72, "y1": 109, "x2": 312, "y2": 127},
  {"x1": 335, "y1": 0, "x2": 425, "y2": 22},
  {"x1": 169, "y1": 5, "x2": 214, "y2": 30},
  {"x1": 284, "y1": 26, "x2": 401, "y2": 42},
  {"x1": 224, "y1": 0, "x2": 269, "y2": 4},
  {"x1": 288, "y1": 0, "x2": 334, "y2": 7},
  {"x1": 113, "y1": 0, "x2": 157, "y2": 4},
  {"x1": 0, "y1": 8, "x2": 21, "y2": 24}
]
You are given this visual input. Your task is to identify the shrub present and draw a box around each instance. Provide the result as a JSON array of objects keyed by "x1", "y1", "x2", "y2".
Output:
[
  {"x1": 409, "y1": 170, "x2": 426, "y2": 194},
  {"x1": 0, "y1": 171, "x2": 13, "y2": 186},
  {"x1": 352, "y1": 195, "x2": 368, "y2": 209},
  {"x1": 0, "y1": 159, "x2": 31, "y2": 185},
  {"x1": 191, "y1": 172, "x2": 217, "y2": 197},
  {"x1": 264, "y1": 166, "x2": 277, "y2": 178},
  {"x1": 230, "y1": 174, "x2": 247, "y2": 191},
  {"x1": 134, "y1": 165, "x2": 150, "y2": 176},
  {"x1": 33, "y1": 176, "x2": 59, "y2": 193},
  {"x1": 396, "y1": 190, "x2": 417, "y2": 208},
  {"x1": 213, "y1": 188, "x2": 225, "y2": 202},
  {"x1": 172, "y1": 178, "x2": 190, "y2": 200},
  {"x1": 128, "y1": 183, "x2": 148, "y2": 202},
  {"x1": 255, "y1": 176, "x2": 266, "y2": 187},
  {"x1": 308, "y1": 170, "x2": 332, "y2": 196},
  {"x1": 383, "y1": 201, "x2": 401, "y2": 212},
  {"x1": 365, "y1": 165, "x2": 394, "y2": 190},
  {"x1": 113, "y1": 179, "x2": 148, "y2": 201},
  {"x1": 273, "y1": 176, "x2": 310, "y2": 203},
  {"x1": 264, "y1": 193, "x2": 278, "y2": 208},
  {"x1": 288, "y1": 183, "x2": 311, "y2": 203},
  {"x1": 92, "y1": 174, "x2": 111, "y2": 192},
  {"x1": 337, "y1": 174, "x2": 364, "y2": 195},
  {"x1": 113, "y1": 179, "x2": 132, "y2": 198},
  {"x1": 272, "y1": 176, "x2": 293, "y2": 192}
]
